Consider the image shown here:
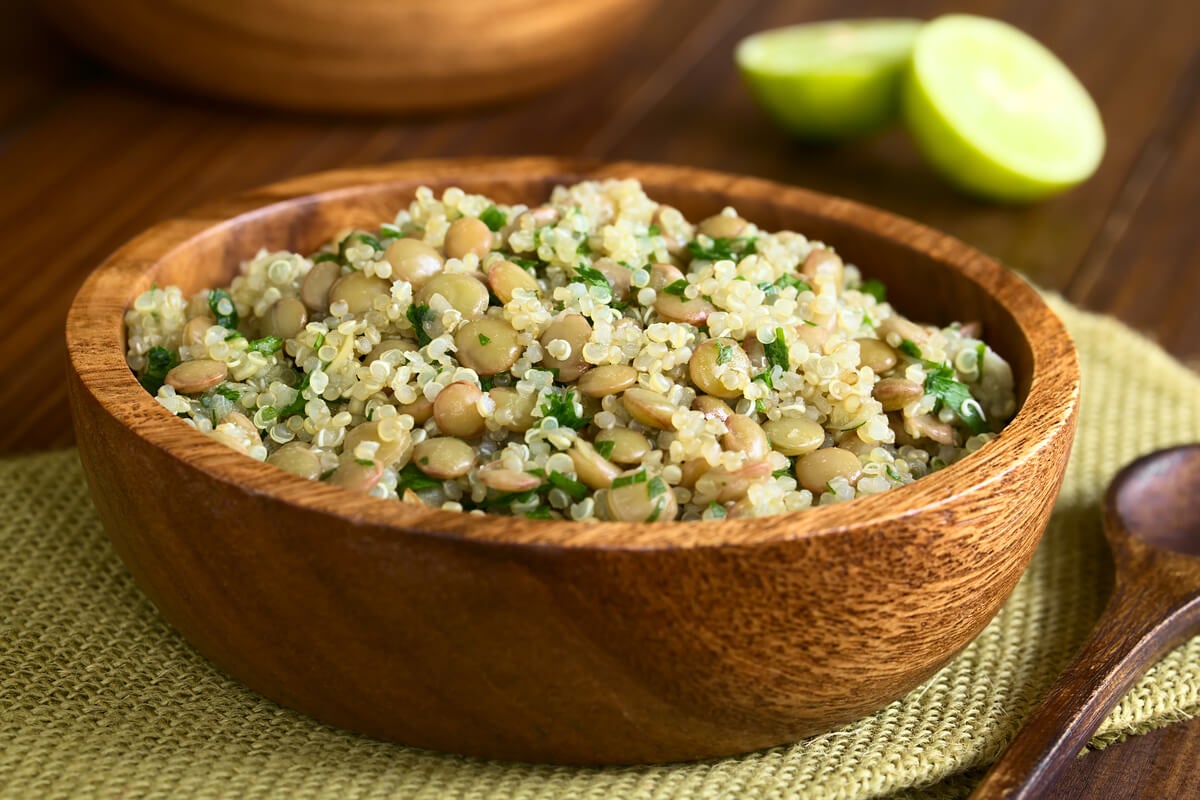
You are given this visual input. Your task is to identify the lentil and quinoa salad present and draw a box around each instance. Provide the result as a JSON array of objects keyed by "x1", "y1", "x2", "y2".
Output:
[{"x1": 125, "y1": 180, "x2": 1015, "y2": 522}]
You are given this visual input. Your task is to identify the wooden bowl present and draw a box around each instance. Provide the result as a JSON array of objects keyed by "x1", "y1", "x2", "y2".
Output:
[
  {"x1": 65, "y1": 158, "x2": 1080, "y2": 764},
  {"x1": 41, "y1": 0, "x2": 650, "y2": 113}
]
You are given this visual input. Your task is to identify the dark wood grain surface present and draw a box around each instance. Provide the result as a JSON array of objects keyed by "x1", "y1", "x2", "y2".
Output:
[{"x1": 4, "y1": 0, "x2": 1197, "y2": 792}]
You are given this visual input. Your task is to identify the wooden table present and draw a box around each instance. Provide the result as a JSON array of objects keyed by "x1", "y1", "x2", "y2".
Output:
[{"x1": 3, "y1": 0, "x2": 1196, "y2": 795}]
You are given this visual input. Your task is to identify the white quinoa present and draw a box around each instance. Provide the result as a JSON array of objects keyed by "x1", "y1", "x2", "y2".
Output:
[{"x1": 125, "y1": 179, "x2": 1016, "y2": 522}]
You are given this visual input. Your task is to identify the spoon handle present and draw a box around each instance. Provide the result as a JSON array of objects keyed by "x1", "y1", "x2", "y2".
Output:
[{"x1": 969, "y1": 558, "x2": 1200, "y2": 800}]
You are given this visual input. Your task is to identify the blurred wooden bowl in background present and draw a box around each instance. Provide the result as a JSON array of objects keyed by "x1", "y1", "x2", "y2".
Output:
[{"x1": 41, "y1": 0, "x2": 653, "y2": 113}]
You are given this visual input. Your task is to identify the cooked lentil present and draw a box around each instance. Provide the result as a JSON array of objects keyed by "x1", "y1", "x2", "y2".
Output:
[{"x1": 125, "y1": 179, "x2": 1016, "y2": 521}]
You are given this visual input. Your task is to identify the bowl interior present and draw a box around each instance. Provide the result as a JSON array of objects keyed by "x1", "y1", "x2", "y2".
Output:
[{"x1": 80, "y1": 158, "x2": 1066, "y2": 550}]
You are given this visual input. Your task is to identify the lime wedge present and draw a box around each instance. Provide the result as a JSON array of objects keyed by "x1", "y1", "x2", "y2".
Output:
[
  {"x1": 736, "y1": 19, "x2": 922, "y2": 141},
  {"x1": 903, "y1": 14, "x2": 1105, "y2": 202}
]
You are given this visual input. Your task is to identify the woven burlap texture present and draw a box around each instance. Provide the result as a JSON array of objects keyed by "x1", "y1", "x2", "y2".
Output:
[{"x1": 2, "y1": 298, "x2": 1198, "y2": 800}]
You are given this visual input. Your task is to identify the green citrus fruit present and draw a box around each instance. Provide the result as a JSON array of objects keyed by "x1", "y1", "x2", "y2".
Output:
[
  {"x1": 902, "y1": 14, "x2": 1105, "y2": 202},
  {"x1": 736, "y1": 19, "x2": 922, "y2": 141}
]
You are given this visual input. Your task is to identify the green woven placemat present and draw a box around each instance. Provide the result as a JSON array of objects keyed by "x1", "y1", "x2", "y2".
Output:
[{"x1": 3, "y1": 297, "x2": 1198, "y2": 800}]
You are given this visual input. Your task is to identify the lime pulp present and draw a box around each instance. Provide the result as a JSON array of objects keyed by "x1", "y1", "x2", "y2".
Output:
[
  {"x1": 902, "y1": 14, "x2": 1105, "y2": 202},
  {"x1": 736, "y1": 19, "x2": 923, "y2": 141}
]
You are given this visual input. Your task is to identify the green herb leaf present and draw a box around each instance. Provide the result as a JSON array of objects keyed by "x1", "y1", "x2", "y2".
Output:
[
  {"x1": 716, "y1": 340, "x2": 733, "y2": 365},
  {"x1": 379, "y1": 222, "x2": 405, "y2": 239},
  {"x1": 898, "y1": 339, "x2": 923, "y2": 359},
  {"x1": 319, "y1": 469, "x2": 336, "y2": 481},
  {"x1": 477, "y1": 333, "x2": 491, "y2": 346},
  {"x1": 479, "y1": 206, "x2": 506, "y2": 232},
  {"x1": 686, "y1": 236, "x2": 757, "y2": 262},
  {"x1": 208, "y1": 288, "x2": 238, "y2": 330},
  {"x1": 754, "y1": 370, "x2": 774, "y2": 389},
  {"x1": 775, "y1": 273, "x2": 811, "y2": 293},
  {"x1": 886, "y1": 465, "x2": 902, "y2": 481},
  {"x1": 611, "y1": 470, "x2": 647, "y2": 489},
  {"x1": 355, "y1": 458, "x2": 375, "y2": 467},
  {"x1": 647, "y1": 223, "x2": 661, "y2": 237},
  {"x1": 139, "y1": 346, "x2": 179, "y2": 394},
  {"x1": 525, "y1": 507, "x2": 554, "y2": 520},
  {"x1": 511, "y1": 257, "x2": 541, "y2": 270},
  {"x1": 764, "y1": 327, "x2": 789, "y2": 370},
  {"x1": 312, "y1": 252, "x2": 340, "y2": 264},
  {"x1": 924, "y1": 364, "x2": 990, "y2": 434},
  {"x1": 540, "y1": 390, "x2": 588, "y2": 430},
  {"x1": 662, "y1": 279, "x2": 689, "y2": 297},
  {"x1": 595, "y1": 439, "x2": 616, "y2": 460},
  {"x1": 397, "y1": 462, "x2": 441, "y2": 493},
  {"x1": 224, "y1": 331, "x2": 244, "y2": 341},
  {"x1": 339, "y1": 231, "x2": 382, "y2": 259},
  {"x1": 549, "y1": 471, "x2": 588, "y2": 501},
  {"x1": 406, "y1": 302, "x2": 436, "y2": 346},
  {"x1": 248, "y1": 335, "x2": 283, "y2": 355},
  {"x1": 707, "y1": 502, "x2": 727, "y2": 519},
  {"x1": 860, "y1": 279, "x2": 887, "y2": 303},
  {"x1": 772, "y1": 468, "x2": 792, "y2": 479},
  {"x1": 645, "y1": 499, "x2": 666, "y2": 522},
  {"x1": 215, "y1": 384, "x2": 242, "y2": 402},
  {"x1": 646, "y1": 475, "x2": 667, "y2": 499},
  {"x1": 573, "y1": 265, "x2": 610, "y2": 292},
  {"x1": 274, "y1": 372, "x2": 311, "y2": 419}
]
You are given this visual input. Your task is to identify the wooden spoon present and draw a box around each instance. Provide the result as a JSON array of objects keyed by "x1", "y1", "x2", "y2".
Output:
[{"x1": 971, "y1": 444, "x2": 1200, "y2": 799}]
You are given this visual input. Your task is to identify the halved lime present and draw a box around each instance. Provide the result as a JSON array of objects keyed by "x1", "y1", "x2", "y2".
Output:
[
  {"x1": 736, "y1": 19, "x2": 922, "y2": 141},
  {"x1": 903, "y1": 14, "x2": 1105, "y2": 202}
]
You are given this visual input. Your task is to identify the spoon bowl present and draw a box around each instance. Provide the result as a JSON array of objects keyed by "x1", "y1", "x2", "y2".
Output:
[{"x1": 972, "y1": 444, "x2": 1200, "y2": 798}]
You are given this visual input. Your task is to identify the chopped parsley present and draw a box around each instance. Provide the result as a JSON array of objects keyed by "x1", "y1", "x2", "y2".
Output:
[
  {"x1": 686, "y1": 236, "x2": 757, "y2": 261},
  {"x1": 549, "y1": 471, "x2": 588, "y2": 501},
  {"x1": 595, "y1": 439, "x2": 616, "y2": 460},
  {"x1": 214, "y1": 384, "x2": 242, "y2": 402},
  {"x1": 525, "y1": 507, "x2": 554, "y2": 520},
  {"x1": 763, "y1": 327, "x2": 789, "y2": 370},
  {"x1": 397, "y1": 462, "x2": 441, "y2": 493},
  {"x1": 898, "y1": 339, "x2": 923, "y2": 359},
  {"x1": 207, "y1": 288, "x2": 238, "y2": 330},
  {"x1": 754, "y1": 370, "x2": 774, "y2": 389},
  {"x1": 707, "y1": 502, "x2": 727, "y2": 519},
  {"x1": 715, "y1": 340, "x2": 733, "y2": 365},
  {"x1": 646, "y1": 476, "x2": 668, "y2": 499},
  {"x1": 338, "y1": 231, "x2": 382, "y2": 260},
  {"x1": 224, "y1": 331, "x2": 244, "y2": 341},
  {"x1": 774, "y1": 274, "x2": 811, "y2": 293},
  {"x1": 511, "y1": 257, "x2": 541, "y2": 270},
  {"x1": 647, "y1": 223, "x2": 661, "y2": 236},
  {"x1": 859, "y1": 279, "x2": 887, "y2": 303},
  {"x1": 477, "y1": 333, "x2": 491, "y2": 346},
  {"x1": 248, "y1": 335, "x2": 283, "y2": 355},
  {"x1": 259, "y1": 406, "x2": 279, "y2": 422},
  {"x1": 355, "y1": 458, "x2": 375, "y2": 467},
  {"x1": 540, "y1": 389, "x2": 588, "y2": 430},
  {"x1": 312, "y1": 252, "x2": 339, "y2": 264},
  {"x1": 274, "y1": 372, "x2": 311, "y2": 419},
  {"x1": 645, "y1": 499, "x2": 666, "y2": 522},
  {"x1": 662, "y1": 279, "x2": 689, "y2": 298},
  {"x1": 924, "y1": 363, "x2": 990, "y2": 434},
  {"x1": 406, "y1": 302, "x2": 436, "y2": 346},
  {"x1": 478, "y1": 206, "x2": 506, "y2": 232},
  {"x1": 379, "y1": 222, "x2": 405, "y2": 239},
  {"x1": 611, "y1": 470, "x2": 647, "y2": 489},
  {"x1": 139, "y1": 346, "x2": 179, "y2": 394},
  {"x1": 573, "y1": 265, "x2": 610, "y2": 292}
]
